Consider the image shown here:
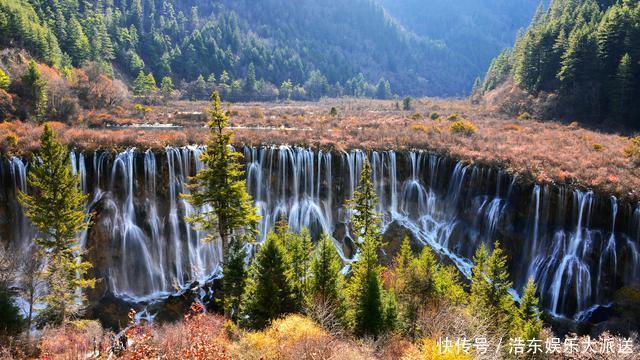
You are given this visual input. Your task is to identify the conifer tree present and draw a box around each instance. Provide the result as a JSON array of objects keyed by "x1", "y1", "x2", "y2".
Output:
[
  {"x1": 223, "y1": 238, "x2": 248, "y2": 322},
  {"x1": 348, "y1": 161, "x2": 381, "y2": 244},
  {"x1": 308, "y1": 234, "x2": 346, "y2": 324},
  {"x1": 240, "y1": 232, "x2": 295, "y2": 329},
  {"x1": 346, "y1": 160, "x2": 385, "y2": 338},
  {"x1": 160, "y1": 76, "x2": 174, "y2": 101},
  {"x1": 18, "y1": 124, "x2": 93, "y2": 324},
  {"x1": 133, "y1": 71, "x2": 147, "y2": 96},
  {"x1": 612, "y1": 53, "x2": 633, "y2": 118},
  {"x1": 516, "y1": 278, "x2": 543, "y2": 340},
  {"x1": 22, "y1": 61, "x2": 48, "y2": 122},
  {"x1": 186, "y1": 92, "x2": 259, "y2": 318},
  {"x1": 244, "y1": 62, "x2": 256, "y2": 93},
  {"x1": 470, "y1": 242, "x2": 516, "y2": 338},
  {"x1": 66, "y1": 16, "x2": 90, "y2": 66},
  {"x1": 277, "y1": 223, "x2": 312, "y2": 310}
]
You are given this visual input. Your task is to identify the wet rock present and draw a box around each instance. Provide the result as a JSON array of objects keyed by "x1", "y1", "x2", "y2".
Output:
[{"x1": 380, "y1": 220, "x2": 419, "y2": 265}]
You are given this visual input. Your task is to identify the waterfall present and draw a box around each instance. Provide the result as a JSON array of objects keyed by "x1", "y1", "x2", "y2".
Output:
[{"x1": 1, "y1": 146, "x2": 638, "y2": 320}]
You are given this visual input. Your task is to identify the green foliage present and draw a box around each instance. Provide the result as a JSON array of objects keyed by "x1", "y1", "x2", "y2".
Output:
[
  {"x1": 17, "y1": 124, "x2": 93, "y2": 324},
  {"x1": 0, "y1": 285, "x2": 23, "y2": 336},
  {"x1": 516, "y1": 278, "x2": 543, "y2": 340},
  {"x1": 0, "y1": 68, "x2": 9, "y2": 90},
  {"x1": 347, "y1": 161, "x2": 382, "y2": 244},
  {"x1": 346, "y1": 160, "x2": 385, "y2": 338},
  {"x1": 224, "y1": 238, "x2": 248, "y2": 323},
  {"x1": 240, "y1": 232, "x2": 295, "y2": 329},
  {"x1": 160, "y1": 76, "x2": 174, "y2": 100},
  {"x1": 375, "y1": 78, "x2": 392, "y2": 99},
  {"x1": 277, "y1": 223, "x2": 313, "y2": 310},
  {"x1": 22, "y1": 61, "x2": 48, "y2": 122},
  {"x1": 329, "y1": 107, "x2": 338, "y2": 117},
  {"x1": 308, "y1": 234, "x2": 346, "y2": 322},
  {"x1": 486, "y1": 0, "x2": 640, "y2": 126},
  {"x1": 470, "y1": 242, "x2": 516, "y2": 338},
  {"x1": 185, "y1": 92, "x2": 260, "y2": 318},
  {"x1": 402, "y1": 96, "x2": 412, "y2": 111}
]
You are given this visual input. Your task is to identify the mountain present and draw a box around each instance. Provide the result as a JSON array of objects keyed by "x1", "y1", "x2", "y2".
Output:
[
  {"x1": 482, "y1": 0, "x2": 640, "y2": 128},
  {"x1": 1, "y1": 0, "x2": 476, "y2": 98},
  {"x1": 379, "y1": 0, "x2": 542, "y2": 81}
]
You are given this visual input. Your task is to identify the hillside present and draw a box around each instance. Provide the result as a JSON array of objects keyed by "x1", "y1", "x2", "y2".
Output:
[
  {"x1": 0, "y1": 0, "x2": 473, "y2": 98},
  {"x1": 379, "y1": 0, "x2": 542, "y2": 81},
  {"x1": 481, "y1": 0, "x2": 640, "y2": 129}
]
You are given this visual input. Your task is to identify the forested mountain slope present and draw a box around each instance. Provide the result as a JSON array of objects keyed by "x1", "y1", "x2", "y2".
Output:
[
  {"x1": 482, "y1": 0, "x2": 640, "y2": 129},
  {"x1": 0, "y1": 0, "x2": 482, "y2": 98},
  {"x1": 379, "y1": 0, "x2": 542, "y2": 81}
]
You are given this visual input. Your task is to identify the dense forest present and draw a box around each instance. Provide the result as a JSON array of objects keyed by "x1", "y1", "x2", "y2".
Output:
[
  {"x1": 0, "y1": 0, "x2": 485, "y2": 101},
  {"x1": 482, "y1": 0, "x2": 640, "y2": 128}
]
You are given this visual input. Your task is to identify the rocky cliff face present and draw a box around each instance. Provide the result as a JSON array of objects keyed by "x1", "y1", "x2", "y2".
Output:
[{"x1": 1, "y1": 147, "x2": 638, "y2": 325}]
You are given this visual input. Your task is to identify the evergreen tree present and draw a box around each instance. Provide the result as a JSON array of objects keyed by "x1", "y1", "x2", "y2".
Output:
[
  {"x1": 17, "y1": 125, "x2": 94, "y2": 324},
  {"x1": 0, "y1": 68, "x2": 9, "y2": 90},
  {"x1": 66, "y1": 16, "x2": 90, "y2": 66},
  {"x1": 22, "y1": 61, "x2": 48, "y2": 122},
  {"x1": 348, "y1": 161, "x2": 381, "y2": 244},
  {"x1": 223, "y1": 238, "x2": 248, "y2": 322},
  {"x1": 516, "y1": 278, "x2": 543, "y2": 340},
  {"x1": 186, "y1": 92, "x2": 259, "y2": 318},
  {"x1": 470, "y1": 242, "x2": 516, "y2": 338},
  {"x1": 277, "y1": 223, "x2": 312, "y2": 310},
  {"x1": 346, "y1": 160, "x2": 385, "y2": 338},
  {"x1": 612, "y1": 53, "x2": 633, "y2": 119},
  {"x1": 160, "y1": 76, "x2": 174, "y2": 100},
  {"x1": 308, "y1": 234, "x2": 346, "y2": 324},
  {"x1": 244, "y1": 62, "x2": 256, "y2": 93},
  {"x1": 375, "y1": 78, "x2": 392, "y2": 99},
  {"x1": 240, "y1": 232, "x2": 295, "y2": 329},
  {"x1": 133, "y1": 70, "x2": 147, "y2": 96}
]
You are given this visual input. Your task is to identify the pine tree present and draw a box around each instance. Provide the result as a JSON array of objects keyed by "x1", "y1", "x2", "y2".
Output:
[
  {"x1": 0, "y1": 68, "x2": 9, "y2": 90},
  {"x1": 160, "y1": 76, "x2": 174, "y2": 100},
  {"x1": 375, "y1": 78, "x2": 392, "y2": 99},
  {"x1": 223, "y1": 238, "x2": 248, "y2": 322},
  {"x1": 17, "y1": 125, "x2": 94, "y2": 324},
  {"x1": 348, "y1": 161, "x2": 381, "y2": 244},
  {"x1": 244, "y1": 62, "x2": 256, "y2": 93},
  {"x1": 133, "y1": 71, "x2": 147, "y2": 96},
  {"x1": 278, "y1": 224, "x2": 312, "y2": 310},
  {"x1": 612, "y1": 53, "x2": 633, "y2": 118},
  {"x1": 240, "y1": 232, "x2": 295, "y2": 329},
  {"x1": 308, "y1": 234, "x2": 346, "y2": 325},
  {"x1": 22, "y1": 61, "x2": 48, "y2": 122},
  {"x1": 186, "y1": 92, "x2": 259, "y2": 318},
  {"x1": 470, "y1": 242, "x2": 516, "y2": 338},
  {"x1": 66, "y1": 16, "x2": 90, "y2": 66},
  {"x1": 346, "y1": 159, "x2": 385, "y2": 338},
  {"x1": 516, "y1": 278, "x2": 543, "y2": 340}
]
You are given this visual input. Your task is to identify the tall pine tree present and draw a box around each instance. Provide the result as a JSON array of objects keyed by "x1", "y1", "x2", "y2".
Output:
[
  {"x1": 186, "y1": 91, "x2": 259, "y2": 319},
  {"x1": 346, "y1": 160, "x2": 385, "y2": 338},
  {"x1": 240, "y1": 232, "x2": 295, "y2": 329},
  {"x1": 18, "y1": 124, "x2": 94, "y2": 324}
]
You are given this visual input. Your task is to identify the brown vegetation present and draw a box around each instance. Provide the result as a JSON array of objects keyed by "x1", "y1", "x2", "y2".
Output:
[{"x1": 1, "y1": 97, "x2": 639, "y2": 200}]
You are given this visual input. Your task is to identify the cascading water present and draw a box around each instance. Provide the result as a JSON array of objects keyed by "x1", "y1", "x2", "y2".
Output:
[{"x1": 0, "y1": 146, "x2": 638, "y2": 321}]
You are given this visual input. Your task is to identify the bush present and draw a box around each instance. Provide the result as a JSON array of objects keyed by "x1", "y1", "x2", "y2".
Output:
[
  {"x1": 446, "y1": 113, "x2": 461, "y2": 122},
  {"x1": 517, "y1": 112, "x2": 533, "y2": 121},
  {"x1": 429, "y1": 112, "x2": 440, "y2": 120},
  {"x1": 330, "y1": 107, "x2": 338, "y2": 117},
  {"x1": 592, "y1": 143, "x2": 604, "y2": 151},
  {"x1": 410, "y1": 112, "x2": 421, "y2": 120},
  {"x1": 624, "y1": 137, "x2": 640, "y2": 161},
  {"x1": 449, "y1": 120, "x2": 477, "y2": 135}
]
